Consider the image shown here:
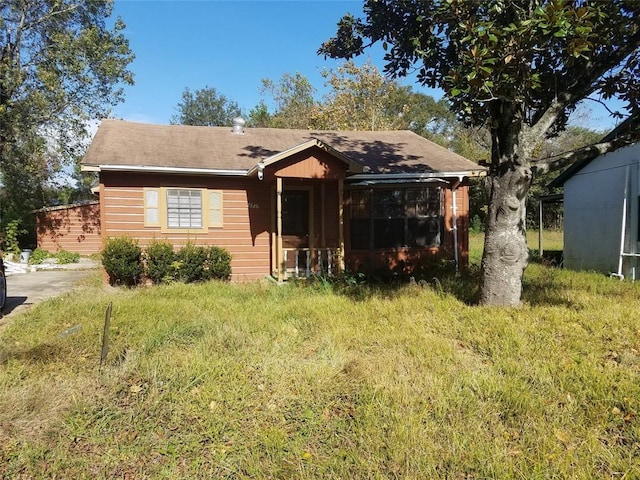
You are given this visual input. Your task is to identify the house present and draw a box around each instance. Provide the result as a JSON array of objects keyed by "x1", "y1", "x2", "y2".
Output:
[
  {"x1": 80, "y1": 119, "x2": 484, "y2": 281},
  {"x1": 551, "y1": 143, "x2": 640, "y2": 279},
  {"x1": 36, "y1": 201, "x2": 101, "y2": 255}
]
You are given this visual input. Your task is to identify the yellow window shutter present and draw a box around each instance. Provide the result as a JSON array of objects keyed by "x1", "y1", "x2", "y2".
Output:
[
  {"x1": 209, "y1": 191, "x2": 223, "y2": 227},
  {"x1": 144, "y1": 188, "x2": 160, "y2": 226}
]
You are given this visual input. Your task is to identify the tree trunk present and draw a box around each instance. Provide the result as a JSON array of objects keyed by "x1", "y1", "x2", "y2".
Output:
[
  {"x1": 479, "y1": 164, "x2": 532, "y2": 306},
  {"x1": 479, "y1": 100, "x2": 532, "y2": 306}
]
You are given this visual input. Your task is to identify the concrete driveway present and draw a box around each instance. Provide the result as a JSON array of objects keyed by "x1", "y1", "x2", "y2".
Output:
[{"x1": 1, "y1": 268, "x2": 98, "y2": 321}]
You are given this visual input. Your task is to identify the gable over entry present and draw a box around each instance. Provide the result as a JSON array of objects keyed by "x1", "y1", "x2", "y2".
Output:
[
  {"x1": 257, "y1": 142, "x2": 362, "y2": 281},
  {"x1": 81, "y1": 120, "x2": 485, "y2": 281}
]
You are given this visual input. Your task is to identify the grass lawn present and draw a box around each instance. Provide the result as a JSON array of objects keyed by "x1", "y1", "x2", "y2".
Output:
[
  {"x1": 469, "y1": 229, "x2": 564, "y2": 266},
  {"x1": 1, "y1": 238, "x2": 640, "y2": 478}
]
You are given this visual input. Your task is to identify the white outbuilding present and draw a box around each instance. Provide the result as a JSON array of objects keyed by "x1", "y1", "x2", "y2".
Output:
[{"x1": 552, "y1": 143, "x2": 640, "y2": 279}]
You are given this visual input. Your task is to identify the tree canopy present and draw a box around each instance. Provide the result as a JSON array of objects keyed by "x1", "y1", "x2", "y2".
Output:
[
  {"x1": 320, "y1": 0, "x2": 640, "y2": 306},
  {"x1": 259, "y1": 73, "x2": 318, "y2": 129},
  {"x1": 1, "y1": 0, "x2": 134, "y2": 244},
  {"x1": 1, "y1": 0, "x2": 134, "y2": 162},
  {"x1": 170, "y1": 86, "x2": 241, "y2": 127},
  {"x1": 255, "y1": 62, "x2": 461, "y2": 143},
  {"x1": 315, "y1": 60, "x2": 405, "y2": 131}
]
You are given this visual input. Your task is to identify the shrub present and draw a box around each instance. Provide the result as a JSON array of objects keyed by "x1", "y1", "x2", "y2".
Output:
[
  {"x1": 102, "y1": 236, "x2": 143, "y2": 286},
  {"x1": 3, "y1": 219, "x2": 26, "y2": 255},
  {"x1": 145, "y1": 239, "x2": 176, "y2": 284},
  {"x1": 174, "y1": 243, "x2": 208, "y2": 283},
  {"x1": 470, "y1": 215, "x2": 484, "y2": 233},
  {"x1": 56, "y1": 249, "x2": 80, "y2": 264},
  {"x1": 207, "y1": 246, "x2": 232, "y2": 281},
  {"x1": 28, "y1": 248, "x2": 51, "y2": 265}
]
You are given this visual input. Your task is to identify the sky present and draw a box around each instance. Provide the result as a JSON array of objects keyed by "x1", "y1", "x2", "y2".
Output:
[
  {"x1": 109, "y1": 0, "x2": 618, "y2": 130},
  {"x1": 110, "y1": 0, "x2": 435, "y2": 125}
]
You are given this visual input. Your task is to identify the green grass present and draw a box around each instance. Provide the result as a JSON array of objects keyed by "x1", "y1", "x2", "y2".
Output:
[
  {"x1": 469, "y1": 229, "x2": 564, "y2": 266},
  {"x1": 1, "y1": 253, "x2": 640, "y2": 478}
]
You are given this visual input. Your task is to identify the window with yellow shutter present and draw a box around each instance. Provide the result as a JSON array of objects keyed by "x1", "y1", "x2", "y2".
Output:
[{"x1": 143, "y1": 188, "x2": 223, "y2": 232}]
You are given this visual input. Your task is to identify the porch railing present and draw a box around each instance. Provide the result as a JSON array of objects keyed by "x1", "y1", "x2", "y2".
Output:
[{"x1": 281, "y1": 248, "x2": 340, "y2": 279}]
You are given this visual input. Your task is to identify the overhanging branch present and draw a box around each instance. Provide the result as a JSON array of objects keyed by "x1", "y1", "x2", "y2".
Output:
[{"x1": 532, "y1": 120, "x2": 640, "y2": 178}]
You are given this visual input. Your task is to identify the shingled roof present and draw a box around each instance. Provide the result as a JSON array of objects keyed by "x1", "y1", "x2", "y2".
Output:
[{"x1": 82, "y1": 119, "x2": 484, "y2": 176}]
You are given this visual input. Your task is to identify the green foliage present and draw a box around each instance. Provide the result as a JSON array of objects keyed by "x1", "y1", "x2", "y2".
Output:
[
  {"x1": 103, "y1": 238, "x2": 232, "y2": 285},
  {"x1": 102, "y1": 236, "x2": 143, "y2": 286},
  {"x1": 469, "y1": 215, "x2": 484, "y2": 234},
  {"x1": 174, "y1": 243, "x2": 209, "y2": 283},
  {"x1": 170, "y1": 86, "x2": 241, "y2": 126},
  {"x1": 145, "y1": 239, "x2": 177, "y2": 284},
  {"x1": 2, "y1": 219, "x2": 26, "y2": 255},
  {"x1": 1, "y1": 0, "x2": 133, "y2": 245},
  {"x1": 246, "y1": 100, "x2": 273, "y2": 127},
  {"x1": 316, "y1": 59, "x2": 405, "y2": 130},
  {"x1": 320, "y1": 1, "x2": 640, "y2": 140},
  {"x1": 2, "y1": 268, "x2": 640, "y2": 477},
  {"x1": 28, "y1": 248, "x2": 51, "y2": 265},
  {"x1": 28, "y1": 248, "x2": 79, "y2": 265},
  {"x1": 260, "y1": 73, "x2": 317, "y2": 128},
  {"x1": 55, "y1": 250, "x2": 80, "y2": 264},
  {"x1": 207, "y1": 245, "x2": 232, "y2": 281}
]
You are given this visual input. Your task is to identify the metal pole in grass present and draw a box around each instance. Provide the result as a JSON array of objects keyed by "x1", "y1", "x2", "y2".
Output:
[{"x1": 99, "y1": 302, "x2": 112, "y2": 373}]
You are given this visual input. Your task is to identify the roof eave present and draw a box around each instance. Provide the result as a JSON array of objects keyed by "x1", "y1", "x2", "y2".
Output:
[
  {"x1": 81, "y1": 164, "x2": 249, "y2": 176},
  {"x1": 346, "y1": 169, "x2": 486, "y2": 181},
  {"x1": 547, "y1": 158, "x2": 592, "y2": 188}
]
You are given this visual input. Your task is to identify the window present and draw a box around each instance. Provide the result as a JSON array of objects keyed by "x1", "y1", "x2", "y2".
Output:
[
  {"x1": 349, "y1": 187, "x2": 442, "y2": 250},
  {"x1": 144, "y1": 187, "x2": 223, "y2": 232},
  {"x1": 167, "y1": 189, "x2": 202, "y2": 228}
]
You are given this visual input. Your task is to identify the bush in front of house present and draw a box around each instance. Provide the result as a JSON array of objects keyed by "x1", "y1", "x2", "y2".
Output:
[
  {"x1": 101, "y1": 237, "x2": 232, "y2": 285},
  {"x1": 102, "y1": 236, "x2": 144, "y2": 286},
  {"x1": 145, "y1": 239, "x2": 177, "y2": 284},
  {"x1": 207, "y1": 246, "x2": 232, "y2": 281},
  {"x1": 174, "y1": 242, "x2": 208, "y2": 283},
  {"x1": 150, "y1": 242, "x2": 232, "y2": 284}
]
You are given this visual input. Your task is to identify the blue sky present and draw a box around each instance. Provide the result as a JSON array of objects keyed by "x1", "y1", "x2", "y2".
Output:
[
  {"x1": 110, "y1": 0, "x2": 618, "y2": 130},
  {"x1": 110, "y1": 0, "x2": 436, "y2": 124}
]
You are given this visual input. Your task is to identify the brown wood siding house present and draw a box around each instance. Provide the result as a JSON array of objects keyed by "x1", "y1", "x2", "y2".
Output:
[
  {"x1": 36, "y1": 201, "x2": 102, "y2": 255},
  {"x1": 82, "y1": 119, "x2": 485, "y2": 281}
]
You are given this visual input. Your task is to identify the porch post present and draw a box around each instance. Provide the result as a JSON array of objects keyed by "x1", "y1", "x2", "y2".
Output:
[
  {"x1": 276, "y1": 177, "x2": 284, "y2": 282},
  {"x1": 338, "y1": 178, "x2": 345, "y2": 273},
  {"x1": 270, "y1": 185, "x2": 276, "y2": 277},
  {"x1": 318, "y1": 183, "x2": 326, "y2": 276}
]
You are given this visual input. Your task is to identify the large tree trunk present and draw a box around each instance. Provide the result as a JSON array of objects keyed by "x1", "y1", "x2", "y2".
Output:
[
  {"x1": 479, "y1": 164, "x2": 532, "y2": 306},
  {"x1": 479, "y1": 101, "x2": 532, "y2": 306}
]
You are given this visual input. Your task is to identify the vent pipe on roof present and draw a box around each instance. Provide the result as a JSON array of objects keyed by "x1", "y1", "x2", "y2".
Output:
[{"x1": 232, "y1": 116, "x2": 246, "y2": 134}]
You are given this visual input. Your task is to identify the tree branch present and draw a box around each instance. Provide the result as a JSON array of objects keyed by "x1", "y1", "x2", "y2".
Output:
[
  {"x1": 532, "y1": 126, "x2": 640, "y2": 175},
  {"x1": 524, "y1": 30, "x2": 640, "y2": 155}
]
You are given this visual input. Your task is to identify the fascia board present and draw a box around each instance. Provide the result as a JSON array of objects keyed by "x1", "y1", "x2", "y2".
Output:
[{"x1": 82, "y1": 164, "x2": 249, "y2": 176}]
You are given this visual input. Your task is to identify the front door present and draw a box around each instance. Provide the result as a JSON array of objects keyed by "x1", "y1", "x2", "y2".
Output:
[{"x1": 282, "y1": 190, "x2": 309, "y2": 249}]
